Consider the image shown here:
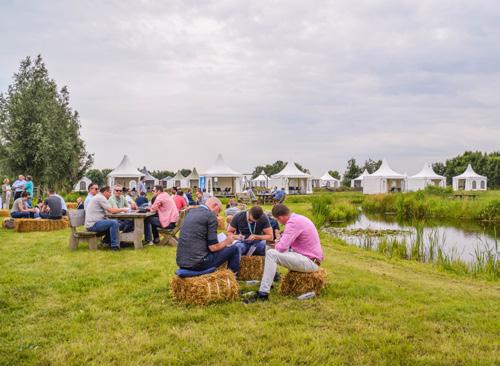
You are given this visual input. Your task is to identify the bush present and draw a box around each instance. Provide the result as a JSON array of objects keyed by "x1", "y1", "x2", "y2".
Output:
[
  {"x1": 63, "y1": 192, "x2": 85, "y2": 202},
  {"x1": 479, "y1": 200, "x2": 500, "y2": 221},
  {"x1": 329, "y1": 201, "x2": 359, "y2": 222},
  {"x1": 311, "y1": 196, "x2": 332, "y2": 228}
]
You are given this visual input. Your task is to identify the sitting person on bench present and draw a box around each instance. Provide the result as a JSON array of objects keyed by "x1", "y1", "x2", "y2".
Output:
[
  {"x1": 176, "y1": 197, "x2": 240, "y2": 274},
  {"x1": 144, "y1": 185, "x2": 178, "y2": 245},
  {"x1": 108, "y1": 185, "x2": 134, "y2": 233},
  {"x1": 245, "y1": 204, "x2": 324, "y2": 303},
  {"x1": 10, "y1": 191, "x2": 39, "y2": 219},
  {"x1": 39, "y1": 189, "x2": 64, "y2": 220},
  {"x1": 227, "y1": 206, "x2": 273, "y2": 257},
  {"x1": 273, "y1": 188, "x2": 286, "y2": 204},
  {"x1": 85, "y1": 186, "x2": 129, "y2": 251}
]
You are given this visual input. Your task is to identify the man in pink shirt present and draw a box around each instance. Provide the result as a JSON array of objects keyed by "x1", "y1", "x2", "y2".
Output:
[
  {"x1": 245, "y1": 204, "x2": 323, "y2": 303},
  {"x1": 144, "y1": 185, "x2": 179, "y2": 244}
]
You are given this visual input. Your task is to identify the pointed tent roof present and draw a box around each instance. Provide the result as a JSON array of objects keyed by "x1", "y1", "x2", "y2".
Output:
[
  {"x1": 252, "y1": 170, "x2": 269, "y2": 182},
  {"x1": 272, "y1": 161, "x2": 311, "y2": 179},
  {"x1": 411, "y1": 163, "x2": 445, "y2": 179},
  {"x1": 172, "y1": 170, "x2": 186, "y2": 180},
  {"x1": 185, "y1": 168, "x2": 200, "y2": 180},
  {"x1": 454, "y1": 164, "x2": 486, "y2": 179},
  {"x1": 141, "y1": 167, "x2": 158, "y2": 181},
  {"x1": 368, "y1": 159, "x2": 405, "y2": 178},
  {"x1": 203, "y1": 154, "x2": 242, "y2": 177},
  {"x1": 108, "y1": 155, "x2": 144, "y2": 178},
  {"x1": 161, "y1": 176, "x2": 172, "y2": 182},
  {"x1": 353, "y1": 169, "x2": 370, "y2": 181},
  {"x1": 320, "y1": 171, "x2": 339, "y2": 182}
]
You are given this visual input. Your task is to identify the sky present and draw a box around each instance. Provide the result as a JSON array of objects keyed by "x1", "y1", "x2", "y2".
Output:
[{"x1": 1, "y1": 0, "x2": 499, "y2": 176}]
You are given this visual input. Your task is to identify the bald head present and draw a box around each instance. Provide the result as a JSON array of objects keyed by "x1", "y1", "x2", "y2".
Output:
[{"x1": 205, "y1": 197, "x2": 223, "y2": 215}]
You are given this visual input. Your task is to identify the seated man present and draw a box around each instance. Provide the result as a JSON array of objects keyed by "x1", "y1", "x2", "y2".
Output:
[
  {"x1": 84, "y1": 183, "x2": 98, "y2": 209},
  {"x1": 108, "y1": 185, "x2": 134, "y2": 233},
  {"x1": 52, "y1": 191, "x2": 68, "y2": 216},
  {"x1": 144, "y1": 185, "x2": 179, "y2": 244},
  {"x1": 225, "y1": 198, "x2": 241, "y2": 217},
  {"x1": 227, "y1": 206, "x2": 273, "y2": 257},
  {"x1": 40, "y1": 189, "x2": 63, "y2": 220},
  {"x1": 135, "y1": 191, "x2": 149, "y2": 208},
  {"x1": 273, "y1": 188, "x2": 286, "y2": 204},
  {"x1": 10, "y1": 191, "x2": 39, "y2": 218},
  {"x1": 176, "y1": 197, "x2": 240, "y2": 274},
  {"x1": 246, "y1": 204, "x2": 324, "y2": 303},
  {"x1": 85, "y1": 186, "x2": 129, "y2": 250}
]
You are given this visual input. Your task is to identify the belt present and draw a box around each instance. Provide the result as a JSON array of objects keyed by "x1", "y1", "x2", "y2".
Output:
[{"x1": 312, "y1": 258, "x2": 321, "y2": 266}]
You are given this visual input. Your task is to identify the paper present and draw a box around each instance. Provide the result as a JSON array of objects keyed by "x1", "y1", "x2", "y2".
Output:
[{"x1": 217, "y1": 233, "x2": 227, "y2": 242}]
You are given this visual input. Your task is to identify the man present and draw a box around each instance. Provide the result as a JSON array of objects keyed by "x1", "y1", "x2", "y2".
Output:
[
  {"x1": 85, "y1": 186, "x2": 129, "y2": 250},
  {"x1": 138, "y1": 176, "x2": 147, "y2": 196},
  {"x1": 12, "y1": 175, "x2": 26, "y2": 200},
  {"x1": 185, "y1": 188, "x2": 195, "y2": 206},
  {"x1": 144, "y1": 185, "x2": 179, "y2": 244},
  {"x1": 245, "y1": 204, "x2": 323, "y2": 303},
  {"x1": 227, "y1": 206, "x2": 273, "y2": 257},
  {"x1": 135, "y1": 191, "x2": 148, "y2": 208},
  {"x1": 40, "y1": 189, "x2": 63, "y2": 220},
  {"x1": 108, "y1": 185, "x2": 134, "y2": 233},
  {"x1": 84, "y1": 183, "x2": 99, "y2": 209},
  {"x1": 10, "y1": 191, "x2": 39, "y2": 218},
  {"x1": 225, "y1": 198, "x2": 241, "y2": 216},
  {"x1": 273, "y1": 188, "x2": 286, "y2": 204},
  {"x1": 173, "y1": 189, "x2": 187, "y2": 212},
  {"x1": 52, "y1": 191, "x2": 68, "y2": 215},
  {"x1": 247, "y1": 187, "x2": 257, "y2": 201},
  {"x1": 176, "y1": 197, "x2": 240, "y2": 274}
]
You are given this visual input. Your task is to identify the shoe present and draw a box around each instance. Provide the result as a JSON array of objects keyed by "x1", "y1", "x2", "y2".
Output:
[
  {"x1": 145, "y1": 241, "x2": 154, "y2": 246},
  {"x1": 110, "y1": 246, "x2": 120, "y2": 251},
  {"x1": 273, "y1": 272, "x2": 281, "y2": 282},
  {"x1": 153, "y1": 238, "x2": 160, "y2": 244},
  {"x1": 243, "y1": 292, "x2": 269, "y2": 304}
]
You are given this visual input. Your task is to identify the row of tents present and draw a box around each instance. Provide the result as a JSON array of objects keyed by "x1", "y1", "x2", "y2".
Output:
[{"x1": 74, "y1": 155, "x2": 488, "y2": 194}]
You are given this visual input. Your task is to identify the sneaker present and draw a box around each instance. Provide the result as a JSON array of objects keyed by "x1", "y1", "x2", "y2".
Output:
[
  {"x1": 145, "y1": 241, "x2": 154, "y2": 246},
  {"x1": 243, "y1": 292, "x2": 269, "y2": 304}
]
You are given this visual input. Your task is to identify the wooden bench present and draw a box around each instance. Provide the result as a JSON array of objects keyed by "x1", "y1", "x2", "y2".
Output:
[
  {"x1": 236, "y1": 192, "x2": 257, "y2": 205},
  {"x1": 68, "y1": 209, "x2": 99, "y2": 250},
  {"x1": 157, "y1": 209, "x2": 188, "y2": 246}
]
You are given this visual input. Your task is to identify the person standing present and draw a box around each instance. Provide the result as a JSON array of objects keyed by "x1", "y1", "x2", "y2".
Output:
[
  {"x1": 12, "y1": 175, "x2": 26, "y2": 200},
  {"x1": 2, "y1": 178, "x2": 12, "y2": 210},
  {"x1": 138, "y1": 176, "x2": 147, "y2": 196}
]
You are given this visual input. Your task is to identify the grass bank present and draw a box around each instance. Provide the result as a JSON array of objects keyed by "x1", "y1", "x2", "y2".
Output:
[{"x1": 1, "y1": 204, "x2": 499, "y2": 364}]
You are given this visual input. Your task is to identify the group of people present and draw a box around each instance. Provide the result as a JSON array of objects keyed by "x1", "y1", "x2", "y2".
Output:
[
  {"x1": 175, "y1": 198, "x2": 323, "y2": 302},
  {"x1": 2, "y1": 175, "x2": 34, "y2": 210}
]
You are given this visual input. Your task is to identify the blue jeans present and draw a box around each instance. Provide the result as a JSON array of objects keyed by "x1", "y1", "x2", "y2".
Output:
[
  {"x1": 89, "y1": 219, "x2": 120, "y2": 248},
  {"x1": 11, "y1": 211, "x2": 36, "y2": 219},
  {"x1": 118, "y1": 220, "x2": 134, "y2": 233},
  {"x1": 39, "y1": 213, "x2": 62, "y2": 220},
  {"x1": 192, "y1": 245, "x2": 241, "y2": 273},
  {"x1": 234, "y1": 240, "x2": 266, "y2": 256},
  {"x1": 144, "y1": 216, "x2": 175, "y2": 242}
]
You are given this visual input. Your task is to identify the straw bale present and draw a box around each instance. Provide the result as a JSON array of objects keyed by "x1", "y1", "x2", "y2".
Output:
[
  {"x1": 170, "y1": 269, "x2": 239, "y2": 305},
  {"x1": 217, "y1": 216, "x2": 225, "y2": 230},
  {"x1": 66, "y1": 202, "x2": 78, "y2": 209},
  {"x1": 14, "y1": 218, "x2": 69, "y2": 232},
  {"x1": 239, "y1": 256, "x2": 265, "y2": 281},
  {"x1": 279, "y1": 268, "x2": 327, "y2": 296},
  {"x1": 0, "y1": 209, "x2": 10, "y2": 217}
]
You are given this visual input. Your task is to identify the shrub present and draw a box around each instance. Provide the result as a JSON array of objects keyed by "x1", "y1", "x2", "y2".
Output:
[{"x1": 479, "y1": 200, "x2": 500, "y2": 221}]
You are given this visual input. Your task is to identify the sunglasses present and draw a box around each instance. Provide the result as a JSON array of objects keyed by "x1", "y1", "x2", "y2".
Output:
[{"x1": 115, "y1": 189, "x2": 122, "y2": 192}]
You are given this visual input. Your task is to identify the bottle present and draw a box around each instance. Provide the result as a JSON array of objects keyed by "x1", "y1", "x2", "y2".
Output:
[
  {"x1": 297, "y1": 292, "x2": 316, "y2": 300},
  {"x1": 244, "y1": 280, "x2": 260, "y2": 285}
]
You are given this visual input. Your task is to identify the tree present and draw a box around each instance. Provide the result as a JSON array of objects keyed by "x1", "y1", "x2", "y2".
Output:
[
  {"x1": 150, "y1": 170, "x2": 174, "y2": 179},
  {"x1": 328, "y1": 170, "x2": 341, "y2": 180},
  {"x1": 86, "y1": 169, "x2": 106, "y2": 186},
  {"x1": 0, "y1": 55, "x2": 92, "y2": 194},
  {"x1": 362, "y1": 159, "x2": 382, "y2": 174},
  {"x1": 342, "y1": 158, "x2": 362, "y2": 186},
  {"x1": 251, "y1": 161, "x2": 309, "y2": 178},
  {"x1": 180, "y1": 169, "x2": 192, "y2": 177}
]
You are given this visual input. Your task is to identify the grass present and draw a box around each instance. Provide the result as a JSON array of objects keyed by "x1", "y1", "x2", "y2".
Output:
[{"x1": 1, "y1": 200, "x2": 500, "y2": 365}]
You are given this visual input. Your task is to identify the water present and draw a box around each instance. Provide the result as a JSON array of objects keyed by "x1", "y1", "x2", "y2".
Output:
[{"x1": 325, "y1": 213, "x2": 499, "y2": 263}]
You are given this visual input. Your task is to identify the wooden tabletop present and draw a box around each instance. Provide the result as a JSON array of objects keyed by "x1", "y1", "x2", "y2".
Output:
[{"x1": 105, "y1": 211, "x2": 156, "y2": 219}]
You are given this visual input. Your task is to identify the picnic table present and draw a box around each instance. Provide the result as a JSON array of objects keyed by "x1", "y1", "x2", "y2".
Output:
[
  {"x1": 452, "y1": 193, "x2": 478, "y2": 200},
  {"x1": 105, "y1": 211, "x2": 156, "y2": 249},
  {"x1": 257, "y1": 193, "x2": 273, "y2": 205}
]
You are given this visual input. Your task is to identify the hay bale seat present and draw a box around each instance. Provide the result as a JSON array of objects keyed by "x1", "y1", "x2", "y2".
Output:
[
  {"x1": 279, "y1": 268, "x2": 327, "y2": 296},
  {"x1": 239, "y1": 256, "x2": 265, "y2": 281},
  {"x1": 66, "y1": 202, "x2": 78, "y2": 209},
  {"x1": 171, "y1": 269, "x2": 240, "y2": 305},
  {"x1": 217, "y1": 216, "x2": 226, "y2": 230},
  {"x1": 13, "y1": 217, "x2": 69, "y2": 232},
  {"x1": 0, "y1": 209, "x2": 10, "y2": 217}
]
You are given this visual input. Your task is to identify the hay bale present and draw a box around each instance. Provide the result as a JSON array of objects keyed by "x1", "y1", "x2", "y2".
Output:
[
  {"x1": 279, "y1": 268, "x2": 327, "y2": 296},
  {"x1": 239, "y1": 256, "x2": 265, "y2": 281},
  {"x1": 66, "y1": 202, "x2": 78, "y2": 209},
  {"x1": 14, "y1": 218, "x2": 69, "y2": 232},
  {"x1": 170, "y1": 269, "x2": 239, "y2": 305},
  {"x1": 217, "y1": 216, "x2": 226, "y2": 230},
  {"x1": 0, "y1": 209, "x2": 10, "y2": 217}
]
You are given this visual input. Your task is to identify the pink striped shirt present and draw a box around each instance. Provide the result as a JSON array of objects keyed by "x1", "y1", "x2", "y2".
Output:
[
  {"x1": 275, "y1": 213, "x2": 323, "y2": 261},
  {"x1": 150, "y1": 192, "x2": 179, "y2": 227}
]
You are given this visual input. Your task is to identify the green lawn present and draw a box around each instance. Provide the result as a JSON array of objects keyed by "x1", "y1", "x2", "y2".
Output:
[{"x1": 0, "y1": 202, "x2": 499, "y2": 365}]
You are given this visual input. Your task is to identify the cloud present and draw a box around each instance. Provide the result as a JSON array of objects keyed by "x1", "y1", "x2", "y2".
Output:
[{"x1": 0, "y1": 0, "x2": 499, "y2": 176}]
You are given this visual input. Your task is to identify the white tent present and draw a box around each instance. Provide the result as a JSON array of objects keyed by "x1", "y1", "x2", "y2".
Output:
[
  {"x1": 319, "y1": 172, "x2": 340, "y2": 188},
  {"x1": 272, "y1": 161, "x2": 313, "y2": 194},
  {"x1": 167, "y1": 170, "x2": 189, "y2": 189},
  {"x1": 408, "y1": 163, "x2": 446, "y2": 191},
  {"x1": 202, "y1": 154, "x2": 243, "y2": 195},
  {"x1": 363, "y1": 159, "x2": 407, "y2": 194},
  {"x1": 452, "y1": 164, "x2": 487, "y2": 191},
  {"x1": 107, "y1": 155, "x2": 144, "y2": 190},
  {"x1": 351, "y1": 169, "x2": 370, "y2": 189},
  {"x1": 161, "y1": 176, "x2": 172, "y2": 189},
  {"x1": 73, "y1": 176, "x2": 92, "y2": 192},
  {"x1": 251, "y1": 170, "x2": 269, "y2": 188},
  {"x1": 141, "y1": 167, "x2": 159, "y2": 191},
  {"x1": 184, "y1": 168, "x2": 200, "y2": 189}
]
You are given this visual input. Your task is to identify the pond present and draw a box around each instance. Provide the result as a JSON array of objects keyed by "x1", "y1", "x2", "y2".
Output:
[{"x1": 324, "y1": 213, "x2": 499, "y2": 263}]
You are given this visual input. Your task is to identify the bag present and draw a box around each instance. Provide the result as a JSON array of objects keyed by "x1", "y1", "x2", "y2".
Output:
[{"x1": 3, "y1": 218, "x2": 15, "y2": 229}]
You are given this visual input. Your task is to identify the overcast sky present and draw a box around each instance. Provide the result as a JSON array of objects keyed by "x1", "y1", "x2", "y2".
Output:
[{"x1": 1, "y1": 0, "x2": 499, "y2": 176}]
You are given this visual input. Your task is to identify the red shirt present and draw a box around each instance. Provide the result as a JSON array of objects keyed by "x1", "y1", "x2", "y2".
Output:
[{"x1": 173, "y1": 195, "x2": 187, "y2": 211}]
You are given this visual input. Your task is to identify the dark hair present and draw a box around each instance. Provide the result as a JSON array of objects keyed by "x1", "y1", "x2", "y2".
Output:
[
  {"x1": 154, "y1": 185, "x2": 163, "y2": 192},
  {"x1": 140, "y1": 191, "x2": 146, "y2": 196},
  {"x1": 272, "y1": 204, "x2": 290, "y2": 218},
  {"x1": 100, "y1": 186, "x2": 110, "y2": 193},
  {"x1": 26, "y1": 175, "x2": 32, "y2": 181},
  {"x1": 249, "y1": 206, "x2": 264, "y2": 220},
  {"x1": 48, "y1": 188, "x2": 55, "y2": 194},
  {"x1": 88, "y1": 183, "x2": 98, "y2": 192},
  {"x1": 21, "y1": 191, "x2": 29, "y2": 198},
  {"x1": 177, "y1": 190, "x2": 183, "y2": 195}
]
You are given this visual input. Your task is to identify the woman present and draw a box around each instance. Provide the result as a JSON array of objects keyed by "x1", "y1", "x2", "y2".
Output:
[
  {"x1": 2, "y1": 178, "x2": 12, "y2": 210},
  {"x1": 11, "y1": 191, "x2": 39, "y2": 218}
]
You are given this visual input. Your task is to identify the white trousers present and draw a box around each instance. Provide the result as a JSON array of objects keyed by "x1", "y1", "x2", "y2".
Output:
[{"x1": 259, "y1": 249, "x2": 319, "y2": 294}]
